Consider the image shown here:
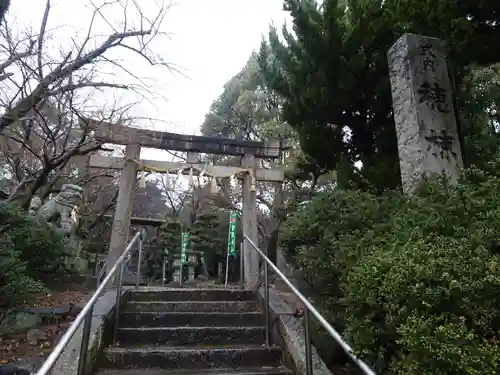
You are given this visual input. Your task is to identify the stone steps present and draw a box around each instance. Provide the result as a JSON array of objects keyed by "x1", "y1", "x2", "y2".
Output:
[
  {"x1": 115, "y1": 326, "x2": 266, "y2": 346},
  {"x1": 127, "y1": 289, "x2": 255, "y2": 302},
  {"x1": 94, "y1": 288, "x2": 294, "y2": 375},
  {"x1": 100, "y1": 345, "x2": 284, "y2": 370},
  {"x1": 124, "y1": 300, "x2": 258, "y2": 313},
  {"x1": 119, "y1": 311, "x2": 264, "y2": 327},
  {"x1": 95, "y1": 366, "x2": 293, "y2": 375}
]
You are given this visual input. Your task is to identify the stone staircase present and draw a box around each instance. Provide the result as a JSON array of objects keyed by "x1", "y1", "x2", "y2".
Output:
[{"x1": 94, "y1": 288, "x2": 294, "y2": 375}]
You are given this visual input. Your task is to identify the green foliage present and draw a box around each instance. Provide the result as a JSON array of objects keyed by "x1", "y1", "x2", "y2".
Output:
[
  {"x1": 191, "y1": 212, "x2": 223, "y2": 276},
  {"x1": 200, "y1": 52, "x2": 299, "y2": 175},
  {"x1": 0, "y1": 202, "x2": 70, "y2": 284},
  {"x1": 201, "y1": 53, "x2": 287, "y2": 141},
  {"x1": 0, "y1": 201, "x2": 75, "y2": 310},
  {"x1": 0, "y1": 233, "x2": 44, "y2": 309},
  {"x1": 280, "y1": 161, "x2": 500, "y2": 374},
  {"x1": 259, "y1": 0, "x2": 500, "y2": 191},
  {"x1": 280, "y1": 187, "x2": 403, "y2": 323},
  {"x1": 159, "y1": 218, "x2": 183, "y2": 254},
  {"x1": 460, "y1": 63, "x2": 500, "y2": 168},
  {"x1": 157, "y1": 218, "x2": 184, "y2": 280}
]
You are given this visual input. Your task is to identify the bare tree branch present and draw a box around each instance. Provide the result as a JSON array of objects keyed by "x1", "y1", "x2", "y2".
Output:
[
  {"x1": 37, "y1": 0, "x2": 51, "y2": 79},
  {"x1": 0, "y1": 0, "x2": 173, "y2": 131},
  {"x1": 47, "y1": 82, "x2": 130, "y2": 95},
  {"x1": 0, "y1": 0, "x2": 175, "y2": 206}
]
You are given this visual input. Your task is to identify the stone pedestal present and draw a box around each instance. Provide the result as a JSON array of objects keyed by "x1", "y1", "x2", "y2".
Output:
[
  {"x1": 66, "y1": 256, "x2": 88, "y2": 274},
  {"x1": 65, "y1": 236, "x2": 87, "y2": 274},
  {"x1": 172, "y1": 252, "x2": 198, "y2": 282},
  {"x1": 388, "y1": 34, "x2": 463, "y2": 194},
  {"x1": 218, "y1": 262, "x2": 223, "y2": 278}
]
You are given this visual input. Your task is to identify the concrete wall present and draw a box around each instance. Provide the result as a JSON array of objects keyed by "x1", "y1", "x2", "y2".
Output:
[
  {"x1": 48, "y1": 288, "x2": 128, "y2": 375},
  {"x1": 258, "y1": 287, "x2": 333, "y2": 375},
  {"x1": 273, "y1": 248, "x2": 352, "y2": 372}
]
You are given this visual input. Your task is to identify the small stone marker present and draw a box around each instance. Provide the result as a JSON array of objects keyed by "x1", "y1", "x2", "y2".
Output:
[
  {"x1": 388, "y1": 33, "x2": 463, "y2": 194},
  {"x1": 26, "y1": 328, "x2": 47, "y2": 346}
]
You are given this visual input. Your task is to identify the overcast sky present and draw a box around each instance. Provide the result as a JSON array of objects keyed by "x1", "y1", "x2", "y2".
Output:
[
  {"x1": 8, "y1": 0, "x2": 288, "y2": 162},
  {"x1": 0, "y1": 0, "x2": 293, "y2": 206}
]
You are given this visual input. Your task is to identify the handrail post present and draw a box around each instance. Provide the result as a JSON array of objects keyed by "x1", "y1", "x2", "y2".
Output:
[
  {"x1": 76, "y1": 308, "x2": 93, "y2": 375},
  {"x1": 304, "y1": 307, "x2": 313, "y2": 375},
  {"x1": 96, "y1": 268, "x2": 100, "y2": 289},
  {"x1": 239, "y1": 241, "x2": 244, "y2": 290},
  {"x1": 264, "y1": 259, "x2": 270, "y2": 346},
  {"x1": 179, "y1": 249, "x2": 184, "y2": 286},
  {"x1": 94, "y1": 261, "x2": 100, "y2": 285},
  {"x1": 135, "y1": 231, "x2": 144, "y2": 287},
  {"x1": 162, "y1": 253, "x2": 166, "y2": 286},
  {"x1": 112, "y1": 260, "x2": 125, "y2": 345}
]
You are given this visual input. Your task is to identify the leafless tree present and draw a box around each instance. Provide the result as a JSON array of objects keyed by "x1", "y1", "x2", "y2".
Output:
[
  {"x1": 156, "y1": 172, "x2": 191, "y2": 218},
  {"x1": 0, "y1": 0, "x2": 175, "y2": 205}
]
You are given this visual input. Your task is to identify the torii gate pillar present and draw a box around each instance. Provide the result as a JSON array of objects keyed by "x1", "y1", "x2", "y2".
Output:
[
  {"x1": 242, "y1": 154, "x2": 259, "y2": 289},
  {"x1": 107, "y1": 144, "x2": 141, "y2": 269}
]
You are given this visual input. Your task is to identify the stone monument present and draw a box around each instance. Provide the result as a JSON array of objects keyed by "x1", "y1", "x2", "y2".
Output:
[
  {"x1": 172, "y1": 251, "x2": 200, "y2": 283},
  {"x1": 388, "y1": 33, "x2": 463, "y2": 195},
  {"x1": 35, "y1": 184, "x2": 84, "y2": 234},
  {"x1": 29, "y1": 184, "x2": 86, "y2": 272}
]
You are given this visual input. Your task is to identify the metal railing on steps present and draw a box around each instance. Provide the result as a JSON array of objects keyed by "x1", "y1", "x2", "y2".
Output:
[
  {"x1": 35, "y1": 228, "x2": 374, "y2": 375},
  {"x1": 243, "y1": 233, "x2": 376, "y2": 375},
  {"x1": 35, "y1": 230, "x2": 144, "y2": 375}
]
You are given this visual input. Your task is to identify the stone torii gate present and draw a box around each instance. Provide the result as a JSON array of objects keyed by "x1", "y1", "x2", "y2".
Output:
[{"x1": 84, "y1": 120, "x2": 286, "y2": 288}]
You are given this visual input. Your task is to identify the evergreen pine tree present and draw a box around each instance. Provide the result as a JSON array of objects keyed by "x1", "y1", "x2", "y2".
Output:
[
  {"x1": 190, "y1": 212, "x2": 223, "y2": 277},
  {"x1": 158, "y1": 218, "x2": 183, "y2": 282},
  {"x1": 259, "y1": 0, "x2": 500, "y2": 192}
]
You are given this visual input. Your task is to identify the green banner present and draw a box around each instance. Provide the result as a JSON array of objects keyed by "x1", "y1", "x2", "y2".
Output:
[
  {"x1": 181, "y1": 232, "x2": 190, "y2": 264},
  {"x1": 228, "y1": 211, "x2": 238, "y2": 257}
]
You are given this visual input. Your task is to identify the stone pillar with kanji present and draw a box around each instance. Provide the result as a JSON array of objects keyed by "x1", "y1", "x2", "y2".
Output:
[{"x1": 388, "y1": 33, "x2": 463, "y2": 195}]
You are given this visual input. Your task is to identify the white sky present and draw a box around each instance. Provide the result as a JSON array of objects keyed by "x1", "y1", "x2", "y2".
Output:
[{"x1": 8, "y1": 0, "x2": 289, "y2": 162}]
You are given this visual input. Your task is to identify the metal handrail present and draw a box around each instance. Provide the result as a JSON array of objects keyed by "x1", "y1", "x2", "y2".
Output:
[
  {"x1": 243, "y1": 234, "x2": 376, "y2": 375},
  {"x1": 35, "y1": 230, "x2": 144, "y2": 375},
  {"x1": 95, "y1": 260, "x2": 107, "y2": 287}
]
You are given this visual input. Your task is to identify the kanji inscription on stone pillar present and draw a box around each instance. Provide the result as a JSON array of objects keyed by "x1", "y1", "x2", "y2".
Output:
[{"x1": 388, "y1": 33, "x2": 463, "y2": 194}]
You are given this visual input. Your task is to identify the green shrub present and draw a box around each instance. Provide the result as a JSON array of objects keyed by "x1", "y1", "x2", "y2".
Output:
[
  {"x1": 280, "y1": 160, "x2": 500, "y2": 374},
  {"x1": 345, "y1": 168, "x2": 500, "y2": 375},
  {"x1": 280, "y1": 189, "x2": 403, "y2": 324},
  {"x1": 0, "y1": 202, "x2": 70, "y2": 283},
  {"x1": 0, "y1": 233, "x2": 44, "y2": 309}
]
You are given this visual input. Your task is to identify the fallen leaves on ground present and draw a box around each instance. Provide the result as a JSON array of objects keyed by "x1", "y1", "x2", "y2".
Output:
[
  {"x1": 0, "y1": 287, "x2": 91, "y2": 365},
  {"x1": 21, "y1": 288, "x2": 91, "y2": 309}
]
